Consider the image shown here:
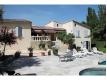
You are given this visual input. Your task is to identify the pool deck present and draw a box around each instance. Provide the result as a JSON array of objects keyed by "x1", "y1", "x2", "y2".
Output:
[{"x1": 9, "y1": 53, "x2": 106, "y2": 75}]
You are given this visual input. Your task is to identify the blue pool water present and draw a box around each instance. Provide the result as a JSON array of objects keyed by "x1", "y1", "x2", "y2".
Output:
[
  {"x1": 79, "y1": 68, "x2": 106, "y2": 76},
  {"x1": 98, "y1": 61, "x2": 106, "y2": 65}
]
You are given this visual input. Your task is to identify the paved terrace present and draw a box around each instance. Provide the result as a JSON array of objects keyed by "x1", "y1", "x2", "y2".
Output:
[{"x1": 8, "y1": 53, "x2": 106, "y2": 76}]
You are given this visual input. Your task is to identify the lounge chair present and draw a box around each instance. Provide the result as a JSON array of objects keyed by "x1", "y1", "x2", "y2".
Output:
[
  {"x1": 58, "y1": 50, "x2": 75, "y2": 62},
  {"x1": 81, "y1": 48, "x2": 93, "y2": 55},
  {"x1": 92, "y1": 47, "x2": 103, "y2": 55},
  {"x1": 72, "y1": 49, "x2": 85, "y2": 58}
]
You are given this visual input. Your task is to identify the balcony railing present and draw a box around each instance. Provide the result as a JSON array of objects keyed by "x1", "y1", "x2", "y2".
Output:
[{"x1": 31, "y1": 36, "x2": 50, "y2": 41}]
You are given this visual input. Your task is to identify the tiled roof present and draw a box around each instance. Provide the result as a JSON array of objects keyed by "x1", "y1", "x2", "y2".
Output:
[
  {"x1": 32, "y1": 26, "x2": 65, "y2": 31},
  {"x1": 73, "y1": 20, "x2": 90, "y2": 29}
]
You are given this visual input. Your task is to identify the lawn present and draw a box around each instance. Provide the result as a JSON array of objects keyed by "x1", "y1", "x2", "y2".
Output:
[{"x1": 92, "y1": 40, "x2": 106, "y2": 53}]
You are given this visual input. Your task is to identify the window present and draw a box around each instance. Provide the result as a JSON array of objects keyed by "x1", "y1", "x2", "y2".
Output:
[
  {"x1": 84, "y1": 30, "x2": 88, "y2": 38},
  {"x1": 76, "y1": 30, "x2": 80, "y2": 38},
  {"x1": 57, "y1": 24, "x2": 58, "y2": 27},
  {"x1": 18, "y1": 27, "x2": 22, "y2": 37},
  {"x1": 77, "y1": 30, "x2": 80, "y2": 37},
  {"x1": 74, "y1": 23, "x2": 76, "y2": 27},
  {"x1": 15, "y1": 26, "x2": 22, "y2": 38}
]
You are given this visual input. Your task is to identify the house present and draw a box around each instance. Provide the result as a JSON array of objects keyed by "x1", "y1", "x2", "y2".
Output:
[
  {"x1": 0, "y1": 19, "x2": 32, "y2": 54},
  {"x1": 45, "y1": 20, "x2": 91, "y2": 50},
  {"x1": 0, "y1": 19, "x2": 91, "y2": 55},
  {"x1": 31, "y1": 26, "x2": 65, "y2": 49}
]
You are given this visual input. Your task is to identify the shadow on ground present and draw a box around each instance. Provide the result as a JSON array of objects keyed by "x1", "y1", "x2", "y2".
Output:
[
  {"x1": 0, "y1": 55, "x2": 41, "y2": 71},
  {"x1": 8, "y1": 56, "x2": 41, "y2": 70}
]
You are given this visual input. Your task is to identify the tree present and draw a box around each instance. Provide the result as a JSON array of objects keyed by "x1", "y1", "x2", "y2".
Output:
[
  {"x1": 97, "y1": 5, "x2": 106, "y2": 40},
  {"x1": 0, "y1": 27, "x2": 17, "y2": 56},
  {"x1": 57, "y1": 31, "x2": 74, "y2": 50},
  {"x1": 87, "y1": 7, "x2": 99, "y2": 40},
  {"x1": 65, "y1": 33, "x2": 75, "y2": 49},
  {"x1": 86, "y1": 5, "x2": 106, "y2": 41},
  {"x1": 0, "y1": 5, "x2": 3, "y2": 20},
  {"x1": 57, "y1": 31, "x2": 67, "y2": 42}
]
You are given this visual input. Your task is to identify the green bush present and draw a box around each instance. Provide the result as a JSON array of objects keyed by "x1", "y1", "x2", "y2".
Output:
[
  {"x1": 29, "y1": 53, "x2": 33, "y2": 57},
  {"x1": 76, "y1": 47, "x2": 81, "y2": 51},
  {"x1": 28, "y1": 47, "x2": 33, "y2": 53},
  {"x1": 47, "y1": 41, "x2": 54, "y2": 49},
  {"x1": 28, "y1": 47, "x2": 33, "y2": 57},
  {"x1": 52, "y1": 48, "x2": 58, "y2": 56},
  {"x1": 92, "y1": 40, "x2": 106, "y2": 52},
  {"x1": 14, "y1": 51, "x2": 21, "y2": 58},
  {"x1": 48, "y1": 50, "x2": 51, "y2": 56},
  {"x1": 39, "y1": 41, "x2": 46, "y2": 50}
]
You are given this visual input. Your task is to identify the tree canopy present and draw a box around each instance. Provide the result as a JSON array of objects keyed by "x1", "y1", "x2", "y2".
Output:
[
  {"x1": 57, "y1": 31, "x2": 75, "y2": 49},
  {"x1": 86, "y1": 5, "x2": 106, "y2": 41},
  {"x1": 0, "y1": 27, "x2": 17, "y2": 56}
]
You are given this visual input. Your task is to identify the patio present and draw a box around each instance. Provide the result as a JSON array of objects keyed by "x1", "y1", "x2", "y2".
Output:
[{"x1": 6, "y1": 53, "x2": 106, "y2": 75}]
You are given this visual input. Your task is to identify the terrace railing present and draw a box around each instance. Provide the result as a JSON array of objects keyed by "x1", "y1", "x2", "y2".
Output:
[{"x1": 31, "y1": 36, "x2": 50, "y2": 41}]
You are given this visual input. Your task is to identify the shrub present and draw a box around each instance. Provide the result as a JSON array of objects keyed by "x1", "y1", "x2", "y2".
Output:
[
  {"x1": 47, "y1": 41, "x2": 54, "y2": 49},
  {"x1": 48, "y1": 50, "x2": 51, "y2": 56},
  {"x1": 76, "y1": 47, "x2": 81, "y2": 51},
  {"x1": 28, "y1": 47, "x2": 33, "y2": 53},
  {"x1": 0, "y1": 50, "x2": 2, "y2": 57},
  {"x1": 28, "y1": 47, "x2": 33, "y2": 57},
  {"x1": 39, "y1": 41, "x2": 46, "y2": 50},
  {"x1": 29, "y1": 53, "x2": 33, "y2": 57},
  {"x1": 52, "y1": 47, "x2": 58, "y2": 56},
  {"x1": 14, "y1": 51, "x2": 21, "y2": 58}
]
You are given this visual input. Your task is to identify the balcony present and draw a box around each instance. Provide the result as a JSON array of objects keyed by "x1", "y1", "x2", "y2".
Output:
[{"x1": 31, "y1": 36, "x2": 50, "y2": 41}]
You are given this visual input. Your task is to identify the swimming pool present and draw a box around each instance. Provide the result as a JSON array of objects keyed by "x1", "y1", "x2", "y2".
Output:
[
  {"x1": 98, "y1": 61, "x2": 106, "y2": 65},
  {"x1": 79, "y1": 68, "x2": 106, "y2": 76}
]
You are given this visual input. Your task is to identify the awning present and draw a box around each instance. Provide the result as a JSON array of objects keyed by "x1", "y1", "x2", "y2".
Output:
[
  {"x1": 44, "y1": 30, "x2": 56, "y2": 33},
  {"x1": 34, "y1": 30, "x2": 42, "y2": 33}
]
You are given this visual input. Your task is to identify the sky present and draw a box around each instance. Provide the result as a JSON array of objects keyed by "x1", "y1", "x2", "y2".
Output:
[{"x1": 3, "y1": 5, "x2": 98, "y2": 26}]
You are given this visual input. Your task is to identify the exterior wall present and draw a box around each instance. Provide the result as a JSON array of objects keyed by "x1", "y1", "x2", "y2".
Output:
[
  {"x1": 73, "y1": 22, "x2": 91, "y2": 49},
  {"x1": 62, "y1": 21, "x2": 74, "y2": 34},
  {"x1": 45, "y1": 21, "x2": 62, "y2": 28},
  {"x1": 0, "y1": 21, "x2": 32, "y2": 54},
  {"x1": 45, "y1": 21, "x2": 54, "y2": 27}
]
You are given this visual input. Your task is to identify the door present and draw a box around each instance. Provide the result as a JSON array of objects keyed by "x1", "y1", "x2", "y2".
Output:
[
  {"x1": 86, "y1": 41, "x2": 90, "y2": 50},
  {"x1": 51, "y1": 34, "x2": 56, "y2": 41}
]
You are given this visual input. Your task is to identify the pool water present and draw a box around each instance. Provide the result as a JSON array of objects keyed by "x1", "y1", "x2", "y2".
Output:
[
  {"x1": 79, "y1": 68, "x2": 106, "y2": 76},
  {"x1": 98, "y1": 61, "x2": 106, "y2": 65}
]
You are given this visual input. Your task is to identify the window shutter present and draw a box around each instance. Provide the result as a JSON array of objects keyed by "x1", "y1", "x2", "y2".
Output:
[
  {"x1": 15, "y1": 27, "x2": 18, "y2": 37},
  {"x1": 18, "y1": 27, "x2": 22, "y2": 37},
  {"x1": 15, "y1": 26, "x2": 22, "y2": 37}
]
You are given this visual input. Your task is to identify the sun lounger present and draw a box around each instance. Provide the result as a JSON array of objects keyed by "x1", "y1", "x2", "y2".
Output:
[
  {"x1": 72, "y1": 49, "x2": 84, "y2": 58},
  {"x1": 81, "y1": 48, "x2": 93, "y2": 55},
  {"x1": 92, "y1": 47, "x2": 103, "y2": 55},
  {"x1": 58, "y1": 50, "x2": 75, "y2": 62}
]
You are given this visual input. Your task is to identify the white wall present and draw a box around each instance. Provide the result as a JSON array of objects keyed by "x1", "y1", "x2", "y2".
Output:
[
  {"x1": 62, "y1": 21, "x2": 74, "y2": 34},
  {"x1": 0, "y1": 21, "x2": 32, "y2": 54},
  {"x1": 45, "y1": 21, "x2": 62, "y2": 28}
]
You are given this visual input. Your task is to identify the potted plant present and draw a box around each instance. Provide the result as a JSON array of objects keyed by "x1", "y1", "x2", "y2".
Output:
[
  {"x1": 48, "y1": 50, "x2": 51, "y2": 56},
  {"x1": 14, "y1": 51, "x2": 21, "y2": 58},
  {"x1": 52, "y1": 47, "x2": 58, "y2": 56},
  {"x1": 28, "y1": 47, "x2": 33, "y2": 57}
]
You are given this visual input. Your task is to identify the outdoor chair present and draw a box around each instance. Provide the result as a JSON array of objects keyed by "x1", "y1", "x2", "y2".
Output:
[
  {"x1": 92, "y1": 47, "x2": 103, "y2": 55},
  {"x1": 72, "y1": 49, "x2": 84, "y2": 58},
  {"x1": 58, "y1": 50, "x2": 75, "y2": 62},
  {"x1": 81, "y1": 48, "x2": 93, "y2": 55}
]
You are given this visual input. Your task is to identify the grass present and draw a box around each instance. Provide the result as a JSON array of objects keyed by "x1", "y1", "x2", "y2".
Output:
[
  {"x1": 92, "y1": 40, "x2": 106, "y2": 53},
  {"x1": 98, "y1": 47, "x2": 106, "y2": 53}
]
